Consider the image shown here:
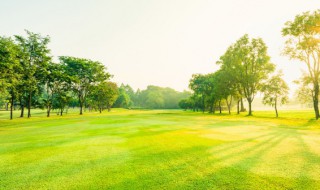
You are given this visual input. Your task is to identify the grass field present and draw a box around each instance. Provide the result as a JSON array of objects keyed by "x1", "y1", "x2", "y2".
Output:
[{"x1": 0, "y1": 109, "x2": 320, "y2": 189}]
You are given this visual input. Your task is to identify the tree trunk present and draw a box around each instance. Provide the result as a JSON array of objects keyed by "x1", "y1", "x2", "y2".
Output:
[
  {"x1": 99, "y1": 108, "x2": 102, "y2": 113},
  {"x1": 275, "y1": 99, "x2": 278, "y2": 118},
  {"x1": 226, "y1": 96, "x2": 232, "y2": 115},
  {"x1": 20, "y1": 97, "x2": 24, "y2": 117},
  {"x1": 47, "y1": 105, "x2": 51, "y2": 117},
  {"x1": 20, "y1": 104, "x2": 24, "y2": 118},
  {"x1": 202, "y1": 96, "x2": 205, "y2": 113},
  {"x1": 209, "y1": 101, "x2": 213, "y2": 114},
  {"x1": 10, "y1": 93, "x2": 14, "y2": 120},
  {"x1": 248, "y1": 98, "x2": 252, "y2": 116},
  {"x1": 219, "y1": 100, "x2": 222, "y2": 114},
  {"x1": 211, "y1": 100, "x2": 216, "y2": 114},
  {"x1": 313, "y1": 81, "x2": 319, "y2": 120},
  {"x1": 237, "y1": 100, "x2": 240, "y2": 114},
  {"x1": 79, "y1": 95, "x2": 83, "y2": 115},
  {"x1": 210, "y1": 105, "x2": 213, "y2": 114},
  {"x1": 240, "y1": 98, "x2": 245, "y2": 112},
  {"x1": 27, "y1": 92, "x2": 31, "y2": 118},
  {"x1": 5, "y1": 102, "x2": 9, "y2": 111}
]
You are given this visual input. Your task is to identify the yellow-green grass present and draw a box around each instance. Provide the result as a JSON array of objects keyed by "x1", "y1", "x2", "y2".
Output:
[{"x1": 0, "y1": 109, "x2": 319, "y2": 189}]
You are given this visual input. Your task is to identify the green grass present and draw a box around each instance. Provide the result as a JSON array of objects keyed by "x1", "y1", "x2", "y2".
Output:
[{"x1": 0, "y1": 109, "x2": 319, "y2": 189}]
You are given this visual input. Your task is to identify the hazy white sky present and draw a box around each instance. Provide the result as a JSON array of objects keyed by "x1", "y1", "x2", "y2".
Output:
[{"x1": 1, "y1": 0, "x2": 320, "y2": 93}]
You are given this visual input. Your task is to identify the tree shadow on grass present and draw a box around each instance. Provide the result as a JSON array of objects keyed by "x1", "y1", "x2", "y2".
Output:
[
  {"x1": 106, "y1": 130, "x2": 291, "y2": 189},
  {"x1": 290, "y1": 130, "x2": 320, "y2": 189}
]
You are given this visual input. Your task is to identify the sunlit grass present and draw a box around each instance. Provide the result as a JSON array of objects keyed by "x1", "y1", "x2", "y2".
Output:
[{"x1": 0, "y1": 109, "x2": 319, "y2": 189}]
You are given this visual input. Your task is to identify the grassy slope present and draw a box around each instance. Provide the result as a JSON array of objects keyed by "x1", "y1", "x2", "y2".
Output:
[{"x1": 0, "y1": 109, "x2": 319, "y2": 189}]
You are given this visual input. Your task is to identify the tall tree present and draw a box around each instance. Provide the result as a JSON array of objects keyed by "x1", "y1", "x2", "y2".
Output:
[
  {"x1": 219, "y1": 34, "x2": 274, "y2": 115},
  {"x1": 282, "y1": 10, "x2": 320, "y2": 119},
  {"x1": 0, "y1": 37, "x2": 22, "y2": 119},
  {"x1": 60, "y1": 56, "x2": 110, "y2": 115},
  {"x1": 261, "y1": 73, "x2": 289, "y2": 117},
  {"x1": 42, "y1": 63, "x2": 71, "y2": 117},
  {"x1": 189, "y1": 74, "x2": 208, "y2": 113},
  {"x1": 15, "y1": 30, "x2": 51, "y2": 118}
]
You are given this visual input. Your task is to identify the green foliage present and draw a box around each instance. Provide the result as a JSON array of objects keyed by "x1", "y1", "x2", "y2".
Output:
[
  {"x1": 113, "y1": 86, "x2": 132, "y2": 108},
  {"x1": 14, "y1": 30, "x2": 51, "y2": 118},
  {"x1": 88, "y1": 81, "x2": 119, "y2": 112},
  {"x1": 294, "y1": 72, "x2": 317, "y2": 107},
  {"x1": 282, "y1": 9, "x2": 320, "y2": 119},
  {"x1": 138, "y1": 86, "x2": 191, "y2": 109},
  {"x1": 0, "y1": 36, "x2": 23, "y2": 119},
  {"x1": 217, "y1": 34, "x2": 275, "y2": 115},
  {"x1": 60, "y1": 56, "x2": 111, "y2": 114},
  {"x1": 261, "y1": 73, "x2": 289, "y2": 117},
  {"x1": 178, "y1": 98, "x2": 193, "y2": 110}
]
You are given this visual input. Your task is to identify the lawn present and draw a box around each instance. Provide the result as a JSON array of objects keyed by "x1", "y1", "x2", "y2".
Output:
[{"x1": 0, "y1": 109, "x2": 319, "y2": 189}]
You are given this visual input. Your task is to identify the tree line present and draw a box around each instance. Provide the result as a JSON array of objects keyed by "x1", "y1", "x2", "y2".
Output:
[
  {"x1": 0, "y1": 31, "x2": 190, "y2": 120},
  {"x1": 181, "y1": 10, "x2": 320, "y2": 119},
  {"x1": 114, "y1": 84, "x2": 190, "y2": 109},
  {"x1": 1, "y1": 10, "x2": 319, "y2": 120},
  {"x1": 0, "y1": 30, "x2": 119, "y2": 119}
]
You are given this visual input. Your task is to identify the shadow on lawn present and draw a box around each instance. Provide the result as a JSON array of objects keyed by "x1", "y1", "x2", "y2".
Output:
[
  {"x1": 291, "y1": 130, "x2": 320, "y2": 189},
  {"x1": 108, "y1": 129, "x2": 320, "y2": 190},
  {"x1": 3, "y1": 123, "x2": 320, "y2": 189}
]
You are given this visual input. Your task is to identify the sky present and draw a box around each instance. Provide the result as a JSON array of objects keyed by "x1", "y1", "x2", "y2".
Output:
[{"x1": 1, "y1": 0, "x2": 320, "y2": 94}]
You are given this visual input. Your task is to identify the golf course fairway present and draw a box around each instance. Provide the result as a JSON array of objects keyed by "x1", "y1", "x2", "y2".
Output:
[{"x1": 0, "y1": 109, "x2": 319, "y2": 189}]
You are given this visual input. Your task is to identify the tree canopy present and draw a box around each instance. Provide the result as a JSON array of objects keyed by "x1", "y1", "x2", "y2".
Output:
[{"x1": 282, "y1": 10, "x2": 320, "y2": 119}]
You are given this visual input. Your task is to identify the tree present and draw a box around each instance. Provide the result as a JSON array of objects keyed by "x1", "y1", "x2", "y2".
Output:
[
  {"x1": 217, "y1": 47, "x2": 245, "y2": 114},
  {"x1": 113, "y1": 86, "x2": 132, "y2": 108},
  {"x1": 89, "y1": 81, "x2": 119, "y2": 113},
  {"x1": 282, "y1": 10, "x2": 320, "y2": 119},
  {"x1": 120, "y1": 84, "x2": 136, "y2": 106},
  {"x1": 294, "y1": 72, "x2": 317, "y2": 107},
  {"x1": 15, "y1": 30, "x2": 51, "y2": 118},
  {"x1": 0, "y1": 37, "x2": 22, "y2": 119},
  {"x1": 214, "y1": 69, "x2": 236, "y2": 114},
  {"x1": 42, "y1": 63, "x2": 71, "y2": 117},
  {"x1": 189, "y1": 74, "x2": 208, "y2": 113},
  {"x1": 219, "y1": 34, "x2": 275, "y2": 115},
  {"x1": 261, "y1": 73, "x2": 289, "y2": 117},
  {"x1": 60, "y1": 56, "x2": 110, "y2": 115},
  {"x1": 179, "y1": 99, "x2": 192, "y2": 110}
]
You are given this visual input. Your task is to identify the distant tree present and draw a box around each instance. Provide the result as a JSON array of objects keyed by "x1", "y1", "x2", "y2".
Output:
[
  {"x1": 15, "y1": 30, "x2": 51, "y2": 118},
  {"x1": 202, "y1": 73, "x2": 219, "y2": 113},
  {"x1": 89, "y1": 81, "x2": 119, "y2": 113},
  {"x1": 60, "y1": 56, "x2": 110, "y2": 115},
  {"x1": 179, "y1": 98, "x2": 193, "y2": 110},
  {"x1": 189, "y1": 74, "x2": 208, "y2": 113},
  {"x1": 282, "y1": 10, "x2": 320, "y2": 119},
  {"x1": 119, "y1": 84, "x2": 136, "y2": 106},
  {"x1": 114, "y1": 87, "x2": 132, "y2": 108},
  {"x1": 261, "y1": 73, "x2": 289, "y2": 117},
  {"x1": 134, "y1": 86, "x2": 190, "y2": 109},
  {"x1": 104, "y1": 82, "x2": 119, "y2": 111},
  {"x1": 146, "y1": 90, "x2": 164, "y2": 109}
]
